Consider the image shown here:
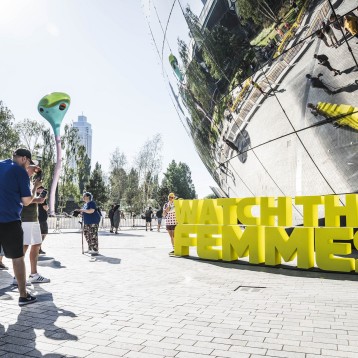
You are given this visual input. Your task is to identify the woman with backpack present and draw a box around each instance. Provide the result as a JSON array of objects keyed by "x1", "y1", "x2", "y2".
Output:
[{"x1": 79, "y1": 192, "x2": 101, "y2": 254}]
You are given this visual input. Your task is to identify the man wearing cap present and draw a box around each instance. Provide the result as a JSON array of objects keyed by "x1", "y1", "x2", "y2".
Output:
[
  {"x1": 13, "y1": 166, "x2": 50, "y2": 285},
  {"x1": 0, "y1": 148, "x2": 41, "y2": 305}
]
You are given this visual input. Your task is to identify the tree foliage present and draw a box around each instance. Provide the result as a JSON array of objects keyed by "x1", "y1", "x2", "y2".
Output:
[
  {"x1": 235, "y1": 0, "x2": 280, "y2": 24},
  {"x1": 135, "y1": 133, "x2": 162, "y2": 208},
  {"x1": 0, "y1": 101, "x2": 19, "y2": 158},
  {"x1": 124, "y1": 168, "x2": 141, "y2": 214},
  {"x1": 85, "y1": 162, "x2": 109, "y2": 208},
  {"x1": 156, "y1": 160, "x2": 196, "y2": 205},
  {"x1": 109, "y1": 147, "x2": 128, "y2": 205},
  {"x1": 17, "y1": 118, "x2": 44, "y2": 155}
]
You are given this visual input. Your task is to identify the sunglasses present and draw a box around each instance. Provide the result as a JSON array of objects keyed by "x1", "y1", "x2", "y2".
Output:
[{"x1": 169, "y1": 196, "x2": 174, "y2": 199}]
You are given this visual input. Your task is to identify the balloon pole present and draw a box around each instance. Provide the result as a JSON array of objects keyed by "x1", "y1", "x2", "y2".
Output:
[
  {"x1": 49, "y1": 135, "x2": 62, "y2": 216},
  {"x1": 38, "y1": 92, "x2": 70, "y2": 216}
]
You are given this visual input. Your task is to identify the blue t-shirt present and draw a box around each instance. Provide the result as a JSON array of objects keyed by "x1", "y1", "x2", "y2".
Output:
[
  {"x1": 82, "y1": 200, "x2": 100, "y2": 225},
  {"x1": 0, "y1": 159, "x2": 31, "y2": 223}
]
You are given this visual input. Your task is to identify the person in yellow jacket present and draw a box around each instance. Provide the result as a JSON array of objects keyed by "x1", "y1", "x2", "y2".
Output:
[
  {"x1": 307, "y1": 102, "x2": 358, "y2": 130},
  {"x1": 344, "y1": 14, "x2": 358, "y2": 39}
]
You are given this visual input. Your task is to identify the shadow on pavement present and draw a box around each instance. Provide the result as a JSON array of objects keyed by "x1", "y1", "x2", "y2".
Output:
[
  {"x1": 177, "y1": 256, "x2": 358, "y2": 282},
  {"x1": 0, "y1": 286, "x2": 77, "y2": 357},
  {"x1": 99, "y1": 231, "x2": 145, "y2": 238},
  {"x1": 334, "y1": 80, "x2": 358, "y2": 94},
  {"x1": 37, "y1": 256, "x2": 66, "y2": 269},
  {"x1": 341, "y1": 65, "x2": 358, "y2": 75},
  {"x1": 85, "y1": 254, "x2": 121, "y2": 264}
]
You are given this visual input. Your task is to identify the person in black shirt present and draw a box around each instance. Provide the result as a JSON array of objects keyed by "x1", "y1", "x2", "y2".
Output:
[
  {"x1": 306, "y1": 73, "x2": 334, "y2": 94},
  {"x1": 37, "y1": 186, "x2": 49, "y2": 255},
  {"x1": 145, "y1": 207, "x2": 153, "y2": 231},
  {"x1": 108, "y1": 204, "x2": 115, "y2": 233},
  {"x1": 156, "y1": 208, "x2": 163, "y2": 232},
  {"x1": 314, "y1": 54, "x2": 340, "y2": 76}
]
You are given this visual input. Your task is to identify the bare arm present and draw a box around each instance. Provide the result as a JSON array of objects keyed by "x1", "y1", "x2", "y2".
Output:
[
  {"x1": 80, "y1": 208, "x2": 95, "y2": 214},
  {"x1": 21, "y1": 178, "x2": 43, "y2": 206}
]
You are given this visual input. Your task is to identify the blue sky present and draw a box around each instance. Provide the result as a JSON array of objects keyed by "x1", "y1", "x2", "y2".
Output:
[{"x1": 0, "y1": 0, "x2": 216, "y2": 197}]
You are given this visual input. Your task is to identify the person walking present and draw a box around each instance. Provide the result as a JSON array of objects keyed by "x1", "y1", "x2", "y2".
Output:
[
  {"x1": 145, "y1": 206, "x2": 153, "y2": 231},
  {"x1": 306, "y1": 73, "x2": 334, "y2": 95},
  {"x1": 0, "y1": 148, "x2": 40, "y2": 305},
  {"x1": 275, "y1": 26, "x2": 285, "y2": 39},
  {"x1": 112, "y1": 204, "x2": 120, "y2": 234},
  {"x1": 79, "y1": 192, "x2": 100, "y2": 254},
  {"x1": 329, "y1": 14, "x2": 343, "y2": 32},
  {"x1": 313, "y1": 54, "x2": 340, "y2": 76},
  {"x1": 163, "y1": 193, "x2": 177, "y2": 255},
  {"x1": 156, "y1": 208, "x2": 163, "y2": 232},
  {"x1": 13, "y1": 165, "x2": 50, "y2": 285},
  {"x1": 108, "y1": 204, "x2": 115, "y2": 233},
  {"x1": 37, "y1": 186, "x2": 49, "y2": 255},
  {"x1": 316, "y1": 29, "x2": 330, "y2": 47},
  {"x1": 344, "y1": 14, "x2": 358, "y2": 39},
  {"x1": 252, "y1": 80, "x2": 266, "y2": 95},
  {"x1": 322, "y1": 20, "x2": 339, "y2": 47}
]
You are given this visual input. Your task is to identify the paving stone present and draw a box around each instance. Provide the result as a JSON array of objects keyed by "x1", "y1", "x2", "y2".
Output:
[{"x1": 1, "y1": 229, "x2": 358, "y2": 358}]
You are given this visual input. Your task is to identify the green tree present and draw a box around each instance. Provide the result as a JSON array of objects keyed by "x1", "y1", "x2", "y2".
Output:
[
  {"x1": 57, "y1": 125, "x2": 82, "y2": 211},
  {"x1": 158, "y1": 160, "x2": 197, "y2": 204},
  {"x1": 135, "y1": 134, "x2": 162, "y2": 208},
  {"x1": 124, "y1": 168, "x2": 141, "y2": 214},
  {"x1": 39, "y1": 128, "x2": 56, "y2": 198},
  {"x1": 76, "y1": 145, "x2": 91, "y2": 194},
  {"x1": 235, "y1": 0, "x2": 279, "y2": 24},
  {"x1": 85, "y1": 162, "x2": 109, "y2": 208},
  {"x1": 0, "y1": 101, "x2": 19, "y2": 158},
  {"x1": 109, "y1": 148, "x2": 128, "y2": 205},
  {"x1": 17, "y1": 118, "x2": 45, "y2": 156}
]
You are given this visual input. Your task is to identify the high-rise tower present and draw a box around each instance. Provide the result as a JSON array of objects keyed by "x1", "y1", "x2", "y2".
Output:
[{"x1": 73, "y1": 114, "x2": 92, "y2": 161}]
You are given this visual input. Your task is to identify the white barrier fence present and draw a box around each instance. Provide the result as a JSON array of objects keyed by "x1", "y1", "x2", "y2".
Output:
[{"x1": 47, "y1": 216, "x2": 149, "y2": 232}]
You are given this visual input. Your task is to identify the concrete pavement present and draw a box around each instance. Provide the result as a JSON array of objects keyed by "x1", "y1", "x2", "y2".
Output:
[{"x1": 1, "y1": 228, "x2": 358, "y2": 357}]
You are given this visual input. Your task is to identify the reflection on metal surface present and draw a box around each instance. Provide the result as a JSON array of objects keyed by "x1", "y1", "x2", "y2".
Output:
[{"x1": 142, "y1": 0, "x2": 358, "y2": 218}]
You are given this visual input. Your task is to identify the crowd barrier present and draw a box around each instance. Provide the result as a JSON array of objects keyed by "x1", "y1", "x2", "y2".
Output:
[{"x1": 47, "y1": 216, "x2": 153, "y2": 232}]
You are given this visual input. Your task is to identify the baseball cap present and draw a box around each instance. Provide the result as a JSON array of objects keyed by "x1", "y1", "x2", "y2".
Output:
[{"x1": 13, "y1": 148, "x2": 35, "y2": 164}]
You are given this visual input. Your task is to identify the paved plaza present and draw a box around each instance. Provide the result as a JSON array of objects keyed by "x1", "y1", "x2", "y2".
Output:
[{"x1": 1, "y1": 228, "x2": 358, "y2": 357}]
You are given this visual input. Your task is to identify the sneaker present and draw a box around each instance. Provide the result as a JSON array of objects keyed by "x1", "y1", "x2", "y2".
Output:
[
  {"x1": 12, "y1": 277, "x2": 31, "y2": 286},
  {"x1": 18, "y1": 292, "x2": 37, "y2": 306},
  {"x1": 0, "y1": 262, "x2": 8, "y2": 270},
  {"x1": 39, "y1": 248, "x2": 46, "y2": 255},
  {"x1": 29, "y1": 273, "x2": 50, "y2": 284},
  {"x1": 169, "y1": 250, "x2": 175, "y2": 255}
]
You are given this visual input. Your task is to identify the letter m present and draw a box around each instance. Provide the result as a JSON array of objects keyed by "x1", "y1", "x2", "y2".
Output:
[{"x1": 265, "y1": 227, "x2": 314, "y2": 269}]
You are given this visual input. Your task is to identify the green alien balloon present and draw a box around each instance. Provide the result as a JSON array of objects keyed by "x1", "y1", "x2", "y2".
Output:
[
  {"x1": 38, "y1": 92, "x2": 71, "y2": 215},
  {"x1": 38, "y1": 92, "x2": 70, "y2": 136}
]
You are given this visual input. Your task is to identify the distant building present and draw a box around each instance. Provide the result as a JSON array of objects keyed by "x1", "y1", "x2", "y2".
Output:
[{"x1": 73, "y1": 115, "x2": 92, "y2": 161}]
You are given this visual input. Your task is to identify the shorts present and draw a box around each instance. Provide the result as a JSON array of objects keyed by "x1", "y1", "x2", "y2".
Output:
[
  {"x1": 22, "y1": 222, "x2": 42, "y2": 246},
  {"x1": 166, "y1": 225, "x2": 176, "y2": 231},
  {"x1": 145, "y1": 217, "x2": 152, "y2": 223},
  {"x1": 157, "y1": 218, "x2": 162, "y2": 225},
  {"x1": 0, "y1": 221, "x2": 24, "y2": 258},
  {"x1": 39, "y1": 221, "x2": 48, "y2": 235}
]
